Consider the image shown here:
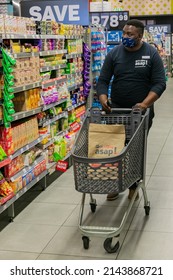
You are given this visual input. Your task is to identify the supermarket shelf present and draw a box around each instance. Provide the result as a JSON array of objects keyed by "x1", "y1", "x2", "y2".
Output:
[
  {"x1": 38, "y1": 129, "x2": 69, "y2": 149},
  {"x1": 41, "y1": 111, "x2": 68, "y2": 127},
  {"x1": 12, "y1": 107, "x2": 42, "y2": 121},
  {"x1": 40, "y1": 64, "x2": 67, "y2": 73},
  {"x1": 9, "y1": 134, "x2": 50, "y2": 160},
  {"x1": 56, "y1": 129, "x2": 69, "y2": 138},
  {"x1": 0, "y1": 34, "x2": 65, "y2": 40},
  {"x1": 0, "y1": 170, "x2": 47, "y2": 212},
  {"x1": 13, "y1": 81, "x2": 41, "y2": 94},
  {"x1": 13, "y1": 52, "x2": 40, "y2": 58},
  {"x1": 9, "y1": 155, "x2": 45, "y2": 182},
  {"x1": 42, "y1": 98, "x2": 67, "y2": 111},
  {"x1": 39, "y1": 139, "x2": 54, "y2": 150},
  {"x1": 0, "y1": 157, "x2": 11, "y2": 168},
  {"x1": 47, "y1": 162, "x2": 57, "y2": 175},
  {"x1": 0, "y1": 34, "x2": 40, "y2": 39},
  {"x1": 40, "y1": 49, "x2": 67, "y2": 56},
  {"x1": 42, "y1": 77, "x2": 67, "y2": 88},
  {"x1": 40, "y1": 35, "x2": 64, "y2": 39},
  {"x1": 66, "y1": 53, "x2": 82, "y2": 59},
  {"x1": 68, "y1": 83, "x2": 83, "y2": 91},
  {"x1": 66, "y1": 72, "x2": 82, "y2": 79},
  {"x1": 65, "y1": 35, "x2": 82, "y2": 39},
  {"x1": 66, "y1": 100, "x2": 86, "y2": 111}
]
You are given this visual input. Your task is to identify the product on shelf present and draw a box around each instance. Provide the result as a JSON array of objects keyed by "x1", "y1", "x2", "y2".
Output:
[
  {"x1": 0, "y1": 145, "x2": 7, "y2": 162},
  {"x1": 0, "y1": 15, "x2": 36, "y2": 35},
  {"x1": 48, "y1": 144, "x2": 54, "y2": 163},
  {"x1": 9, "y1": 176, "x2": 23, "y2": 194},
  {"x1": 0, "y1": 171, "x2": 14, "y2": 198},
  {"x1": 66, "y1": 39, "x2": 83, "y2": 54},
  {"x1": 13, "y1": 56, "x2": 40, "y2": 86},
  {"x1": 83, "y1": 43, "x2": 91, "y2": 98},
  {"x1": 13, "y1": 88, "x2": 41, "y2": 111},
  {"x1": 1, "y1": 48, "x2": 16, "y2": 127},
  {"x1": 53, "y1": 136, "x2": 67, "y2": 161},
  {"x1": 0, "y1": 117, "x2": 39, "y2": 155},
  {"x1": 40, "y1": 54, "x2": 67, "y2": 67},
  {"x1": 4, "y1": 154, "x2": 24, "y2": 178},
  {"x1": 37, "y1": 38, "x2": 65, "y2": 51}
]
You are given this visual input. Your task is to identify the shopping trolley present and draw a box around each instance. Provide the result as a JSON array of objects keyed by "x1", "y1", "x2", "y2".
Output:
[{"x1": 71, "y1": 107, "x2": 150, "y2": 253}]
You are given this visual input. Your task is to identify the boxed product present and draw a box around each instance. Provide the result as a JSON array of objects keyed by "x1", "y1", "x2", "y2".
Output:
[
  {"x1": 0, "y1": 117, "x2": 39, "y2": 155},
  {"x1": 0, "y1": 172, "x2": 14, "y2": 198},
  {"x1": 0, "y1": 127, "x2": 14, "y2": 156},
  {"x1": 23, "y1": 150, "x2": 35, "y2": 166},
  {"x1": 22, "y1": 169, "x2": 34, "y2": 187},
  {"x1": 13, "y1": 88, "x2": 41, "y2": 112},
  {"x1": 9, "y1": 176, "x2": 23, "y2": 193},
  {"x1": 4, "y1": 155, "x2": 24, "y2": 178},
  {"x1": 33, "y1": 159, "x2": 46, "y2": 177},
  {"x1": 40, "y1": 159, "x2": 47, "y2": 173}
]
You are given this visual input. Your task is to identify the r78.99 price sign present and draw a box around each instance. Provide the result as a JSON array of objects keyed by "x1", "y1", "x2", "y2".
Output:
[{"x1": 90, "y1": 11, "x2": 129, "y2": 30}]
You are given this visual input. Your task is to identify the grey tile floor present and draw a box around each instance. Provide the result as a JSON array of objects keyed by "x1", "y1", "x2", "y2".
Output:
[{"x1": 1, "y1": 78, "x2": 173, "y2": 260}]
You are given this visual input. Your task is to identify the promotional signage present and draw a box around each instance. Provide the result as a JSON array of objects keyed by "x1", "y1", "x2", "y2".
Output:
[
  {"x1": 89, "y1": 11, "x2": 129, "y2": 30},
  {"x1": 165, "y1": 34, "x2": 171, "y2": 56},
  {"x1": 146, "y1": 24, "x2": 171, "y2": 34},
  {"x1": 20, "y1": 0, "x2": 89, "y2": 26}
]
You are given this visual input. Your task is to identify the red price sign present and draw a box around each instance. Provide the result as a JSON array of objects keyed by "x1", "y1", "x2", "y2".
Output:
[
  {"x1": 70, "y1": 121, "x2": 81, "y2": 132},
  {"x1": 56, "y1": 160, "x2": 68, "y2": 172}
]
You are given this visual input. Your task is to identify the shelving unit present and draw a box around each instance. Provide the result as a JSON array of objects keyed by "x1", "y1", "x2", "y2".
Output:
[
  {"x1": 85, "y1": 25, "x2": 106, "y2": 108},
  {"x1": 0, "y1": 19, "x2": 88, "y2": 220}
]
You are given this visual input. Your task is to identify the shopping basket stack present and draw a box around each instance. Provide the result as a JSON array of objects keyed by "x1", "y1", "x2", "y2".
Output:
[{"x1": 71, "y1": 107, "x2": 150, "y2": 253}]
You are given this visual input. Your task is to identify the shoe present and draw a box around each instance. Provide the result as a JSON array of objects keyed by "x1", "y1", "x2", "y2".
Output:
[
  {"x1": 107, "y1": 192, "x2": 119, "y2": 201},
  {"x1": 128, "y1": 189, "x2": 139, "y2": 201}
]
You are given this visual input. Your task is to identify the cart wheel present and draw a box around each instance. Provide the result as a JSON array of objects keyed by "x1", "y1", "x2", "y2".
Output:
[
  {"x1": 103, "y1": 238, "x2": 120, "y2": 253},
  {"x1": 9, "y1": 217, "x2": 14, "y2": 223},
  {"x1": 82, "y1": 236, "x2": 90, "y2": 249},
  {"x1": 90, "y1": 201, "x2": 97, "y2": 213},
  {"x1": 144, "y1": 206, "x2": 150, "y2": 216}
]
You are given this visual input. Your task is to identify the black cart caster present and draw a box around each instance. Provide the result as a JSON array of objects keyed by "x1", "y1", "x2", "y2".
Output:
[
  {"x1": 144, "y1": 205, "x2": 150, "y2": 216},
  {"x1": 82, "y1": 236, "x2": 90, "y2": 249},
  {"x1": 103, "y1": 238, "x2": 120, "y2": 253},
  {"x1": 90, "y1": 199, "x2": 97, "y2": 213}
]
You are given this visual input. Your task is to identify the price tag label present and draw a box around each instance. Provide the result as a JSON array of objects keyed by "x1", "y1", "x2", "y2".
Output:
[
  {"x1": 56, "y1": 160, "x2": 68, "y2": 172},
  {"x1": 90, "y1": 11, "x2": 129, "y2": 30}
]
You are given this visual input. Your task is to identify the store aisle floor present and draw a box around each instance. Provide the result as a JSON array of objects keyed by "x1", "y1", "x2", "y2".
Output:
[{"x1": 1, "y1": 78, "x2": 173, "y2": 260}]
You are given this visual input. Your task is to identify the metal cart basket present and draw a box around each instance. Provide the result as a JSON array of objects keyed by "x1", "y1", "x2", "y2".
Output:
[{"x1": 71, "y1": 108, "x2": 150, "y2": 253}]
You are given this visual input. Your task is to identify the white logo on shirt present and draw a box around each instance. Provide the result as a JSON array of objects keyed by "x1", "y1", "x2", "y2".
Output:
[{"x1": 135, "y1": 60, "x2": 148, "y2": 67}]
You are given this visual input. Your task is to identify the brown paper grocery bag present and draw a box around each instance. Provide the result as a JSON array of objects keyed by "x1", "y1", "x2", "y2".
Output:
[{"x1": 88, "y1": 123, "x2": 125, "y2": 158}]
